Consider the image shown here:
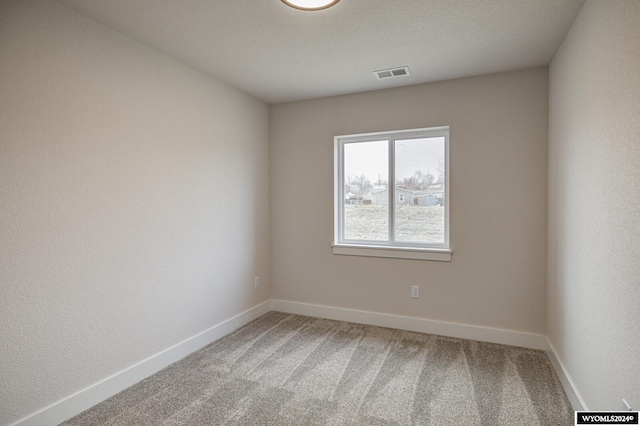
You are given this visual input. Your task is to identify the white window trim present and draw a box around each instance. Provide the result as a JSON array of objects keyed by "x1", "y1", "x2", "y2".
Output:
[{"x1": 333, "y1": 126, "x2": 451, "y2": 262}]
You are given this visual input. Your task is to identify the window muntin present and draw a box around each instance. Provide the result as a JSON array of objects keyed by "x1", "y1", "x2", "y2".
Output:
[{"x1": 334, "y1": 127, "x2": 450, "y2": 255}]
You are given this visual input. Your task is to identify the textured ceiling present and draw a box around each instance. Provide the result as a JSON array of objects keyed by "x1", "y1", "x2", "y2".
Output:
[{"x1": 55, "y1": 0, "x2": 585, "y2": 104}]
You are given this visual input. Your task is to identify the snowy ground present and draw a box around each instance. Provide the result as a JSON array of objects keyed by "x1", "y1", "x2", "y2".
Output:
[{"x1": 344, "y1": 204, "x2": 444, "y2": 243}]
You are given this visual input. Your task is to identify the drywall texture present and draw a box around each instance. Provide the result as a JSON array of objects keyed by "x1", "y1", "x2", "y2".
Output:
[
  {"x1": 271, "y1": 69, "x2": 548, "y2": 334},
  {"x1": 547, "y1": 0, "x2": 640, "y2": 411},
  {"x1": 0, "y1": 0, "x2": 269, "y2": 424}
]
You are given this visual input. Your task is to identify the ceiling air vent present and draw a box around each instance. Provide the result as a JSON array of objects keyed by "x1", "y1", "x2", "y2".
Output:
[{"x1": 374, "y1": 66, "x2": 411, "y2": 80}]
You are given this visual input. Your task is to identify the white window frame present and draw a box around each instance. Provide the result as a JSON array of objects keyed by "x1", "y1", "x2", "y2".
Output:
[{"x1": 333, "y1": 126, "x2": 451, "y2": 262}]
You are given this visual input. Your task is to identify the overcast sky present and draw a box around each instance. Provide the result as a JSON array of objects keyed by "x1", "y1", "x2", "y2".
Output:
[{"x1": 344, "y1": 137, "x2": 444, "y2": 184}]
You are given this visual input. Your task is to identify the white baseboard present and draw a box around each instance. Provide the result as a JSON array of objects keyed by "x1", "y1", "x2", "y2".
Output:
[
  {"x1": 11, "y1": 300, "x2": 271, "y2": 426},
  {"x1": 12, "y1": 299, "x2": 584, "y2": 426},
  {"x1": 271, "y1": 300, "x2": 589, "y2": 410},
  {"x1": 271, "y1": 299, "x2": 548, "y2": 350},
  {"x1": 545, "y1": 337, "x2": 588, "y2": 411}
]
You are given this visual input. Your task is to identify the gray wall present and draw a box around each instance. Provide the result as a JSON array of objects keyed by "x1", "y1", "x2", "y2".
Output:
[
  {"x1": 271, "y1": 68, "x2": 549, "y2": 334},
  {"x1": 547, "y1": 0, "x2": 640, "y2": 410},
  {"x1": 0, "y1": 1, "x2": 270, "y2": 424}
]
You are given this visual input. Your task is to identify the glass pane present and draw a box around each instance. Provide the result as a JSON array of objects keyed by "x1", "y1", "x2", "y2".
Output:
[
  {"x1": 394, "y1": 137, "x2": 445, "y2": 244},
  {"x1": 343, "y1": 140, "x2": 388, "y2": 241}
]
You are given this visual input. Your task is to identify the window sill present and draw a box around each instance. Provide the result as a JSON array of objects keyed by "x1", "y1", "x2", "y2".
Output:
[{"x1": 332, "y1": 244, "x2": 452, "y2": 262}]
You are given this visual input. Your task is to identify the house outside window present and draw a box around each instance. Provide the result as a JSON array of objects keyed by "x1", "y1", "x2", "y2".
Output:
[{"x1": 333, "y1": 126, "x2": 451, "y2": 261}]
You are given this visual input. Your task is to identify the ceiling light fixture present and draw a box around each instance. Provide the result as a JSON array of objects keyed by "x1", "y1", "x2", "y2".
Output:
[{"x1": 281, "y1": 0, "x2": 340, "y2": 11}]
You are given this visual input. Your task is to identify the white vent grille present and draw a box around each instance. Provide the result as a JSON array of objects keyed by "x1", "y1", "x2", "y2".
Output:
[{"x1": 374, "y1": 66, "x2": 411, "y2": 80}]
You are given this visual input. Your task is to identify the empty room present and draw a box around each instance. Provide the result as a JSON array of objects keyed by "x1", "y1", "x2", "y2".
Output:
[{"x1": 1, "y1": 0, "x2": 639, "y2": 425}]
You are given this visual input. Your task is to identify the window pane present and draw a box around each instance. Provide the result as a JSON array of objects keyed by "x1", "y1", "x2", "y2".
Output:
[
  {"x1": 394, "y1": 137, "x2": 445, "y2": 244},
  {"x1": 343, "y1": 140, "x2": 388, "y2": 241}
]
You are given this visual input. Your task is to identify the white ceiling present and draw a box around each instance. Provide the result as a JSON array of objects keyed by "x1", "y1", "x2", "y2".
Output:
[{"x1": 55, "y1": 0, "x2": 585, "y2": 104}]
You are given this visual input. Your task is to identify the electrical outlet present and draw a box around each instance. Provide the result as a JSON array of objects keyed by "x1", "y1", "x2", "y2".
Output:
[
  {"x1": 623, "y1": 399, "x2": 632, "y2": 411},
  {"x1": 254, "y1": 276, "x2": 260, "y2": 289},
  {"x1": 411, "y1": 285, "x2": 420, "y2": 299}
]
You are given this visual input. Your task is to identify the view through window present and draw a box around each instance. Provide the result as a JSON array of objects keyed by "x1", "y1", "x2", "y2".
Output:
[{"x1": 335, "y1": 127, "x2": 449, "y2": 252}]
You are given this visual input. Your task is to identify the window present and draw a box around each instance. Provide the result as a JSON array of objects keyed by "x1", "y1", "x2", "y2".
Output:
[{"x1": 333, "y1": 126, "x2": 451, "y2": 261}]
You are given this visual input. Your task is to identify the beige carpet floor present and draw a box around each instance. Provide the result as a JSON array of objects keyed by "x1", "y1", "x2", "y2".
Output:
[{"x1": 61, "y1": 311, "x2": 573, "y2": 425}]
